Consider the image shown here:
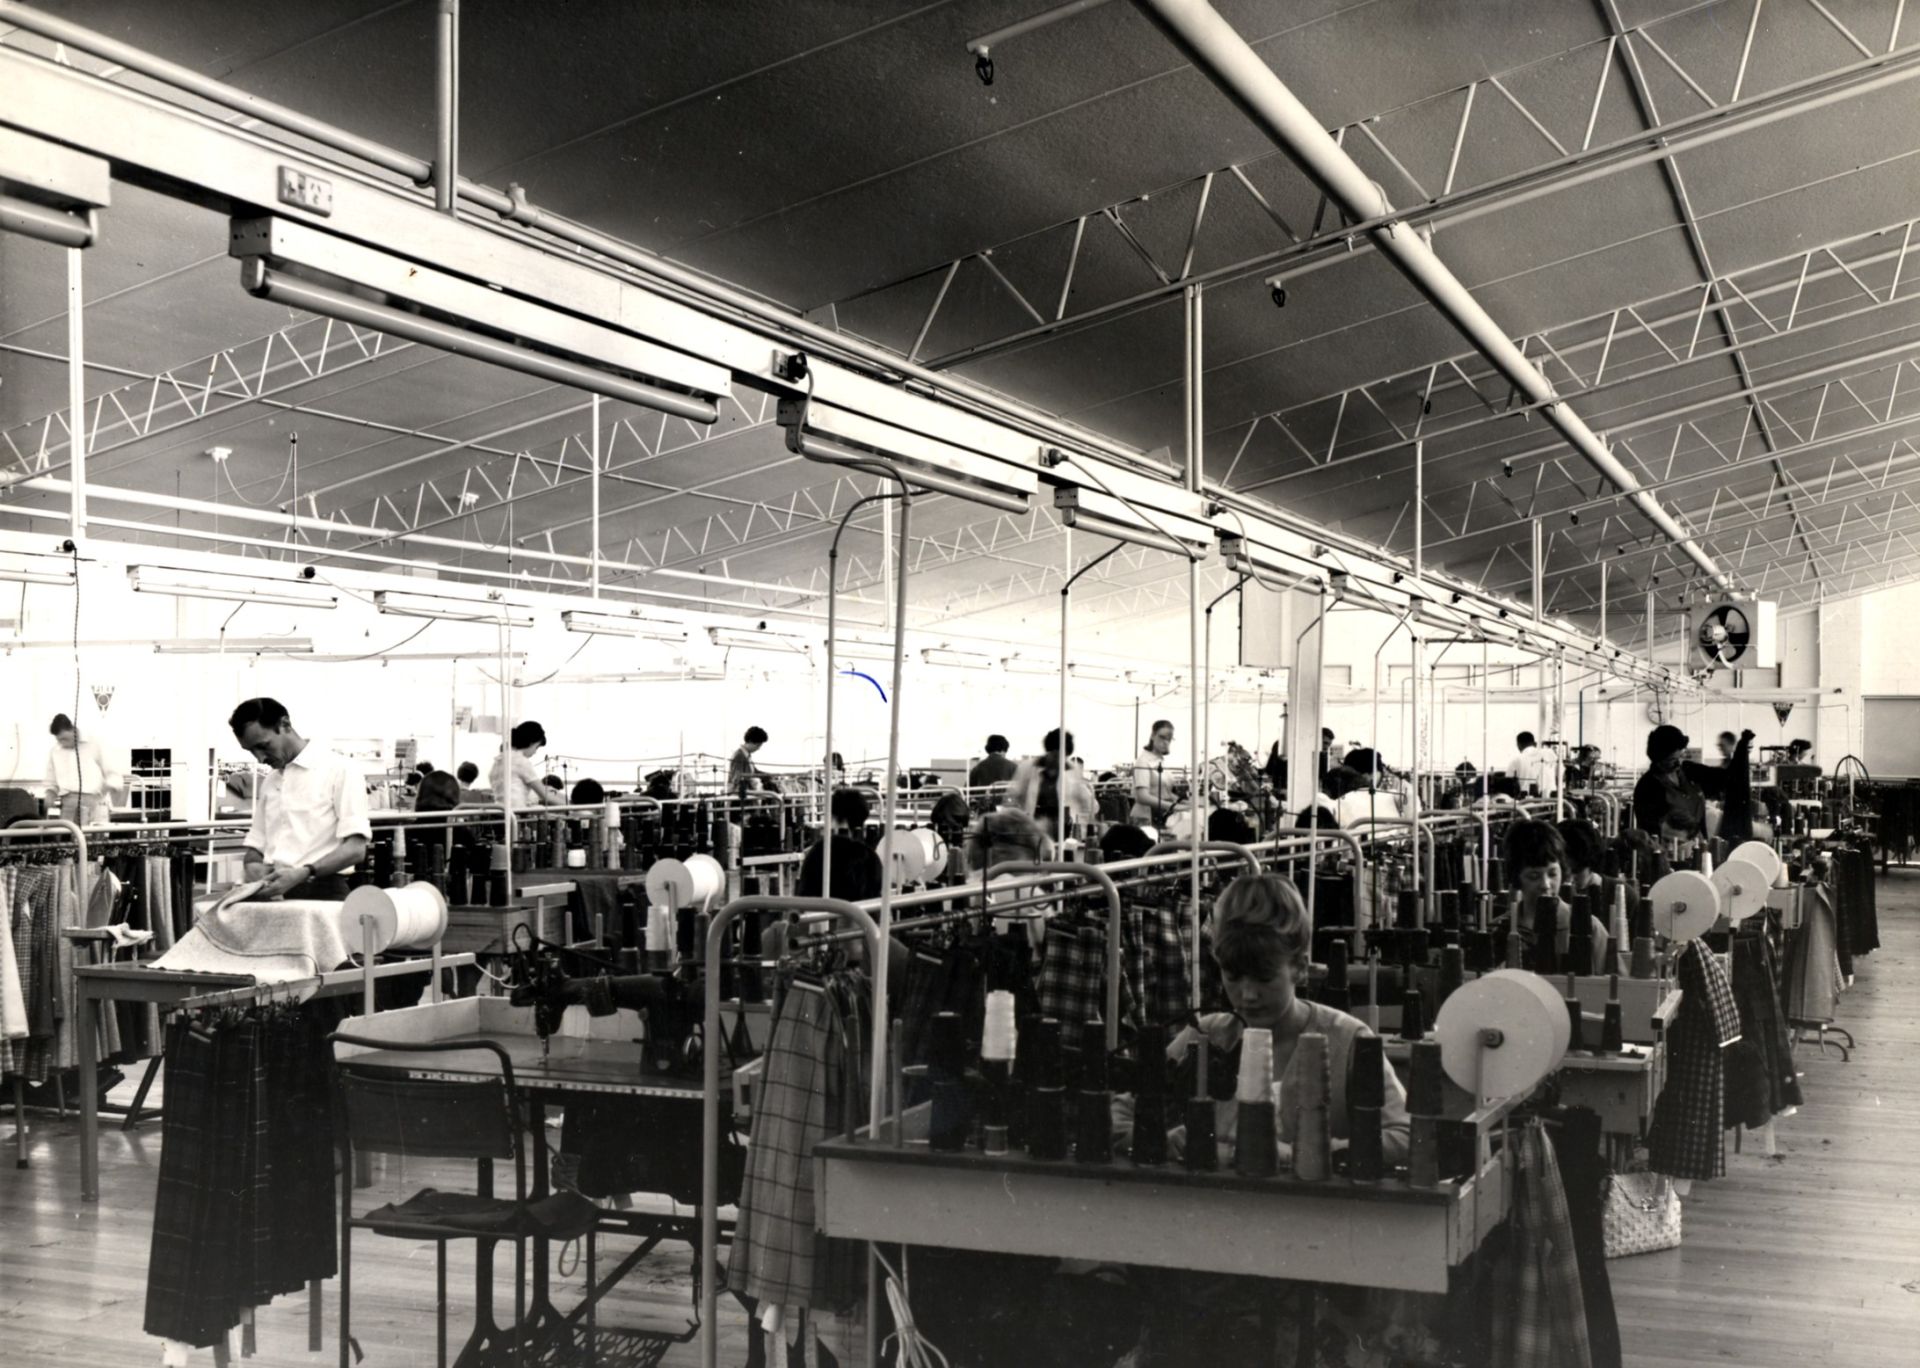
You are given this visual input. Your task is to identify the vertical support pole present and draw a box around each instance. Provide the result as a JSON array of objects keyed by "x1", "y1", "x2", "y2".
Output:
[
  {"x1": 1413, "y1": 439, "x2": 1423, "y2": 580},
  {"x1": 1645, "y1": 588, "x2": 1656, "y2": 671},
  {"x1": 434, "y1": 0, "x2": 460, "y2": 216},
  {"x1": 1186, "y1": 283, "x2": 1204, "y2": 996},
  {"x1": 1599, "y1": 558, "x2": 1609, "y2": 644},
  {"x1": 67, "y1": 246, "x2": 86, "y2": 540},
  {"x1": 823, "y1": 533, "x2": 838, "y2": 900},
  {"x1": 1410, "y1": 621, "x2": 1422, "y2": 900},
  {"x1": 589, "y1": 394, "x2": 601, "y2": 598},
  {"x1": 1531, "y1": 518, "x2": 1544, "y2": 623},
  {"x1": 498, "y1": 618, "x2": 514, "y2": 901},
  {"x1": 1480, "y1": 636, "x2": 1491, "y2": 888},
  {"x1": 1555, "y1": 648, "x2": 1567, "y2": 821},
  {"x1": 1058, "y1": 529, "x2": 1070, "y2": 848}
]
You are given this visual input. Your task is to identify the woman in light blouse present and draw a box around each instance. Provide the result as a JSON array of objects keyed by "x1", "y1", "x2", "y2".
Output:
[{"x1": 489, "y1": 720, "x2": 564, "y2": 809}]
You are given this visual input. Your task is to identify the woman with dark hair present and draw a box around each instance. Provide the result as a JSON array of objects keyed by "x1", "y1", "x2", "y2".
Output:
[
  {"x1": 490, "y1": 720, "x2": 563, "y2": 809},
  {"x1": 1634, "y1": 725, "x2": 1753, "y2": 841}
]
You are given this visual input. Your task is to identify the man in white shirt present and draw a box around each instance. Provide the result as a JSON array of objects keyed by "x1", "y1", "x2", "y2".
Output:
[
  {"x1": 1509, "y1": 731, "x2": 1554, "y2": 796},
  {"x1": 44, "y1": 712, "x2": 122, "y2": 825},
  {"x1": 229, "y1": 697, "x2": 371, "y2": 900}
]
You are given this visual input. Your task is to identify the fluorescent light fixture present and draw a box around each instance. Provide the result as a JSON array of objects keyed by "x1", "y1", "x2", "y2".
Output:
[
  {"x1": 0, "y1": 551, "x2": 75, "y2": 586},
  {"x1": 832, "y1": 638, "x2": 900, "y2": 663},
  {"x1": 232, "y1": 217, "x2": 726, "y2": 423},
  {"x1": 1127, "y1": 670, "x2": 1178, "y2": 688},
  {"x1": 1054, "y1": 485, "x2": 1213, "y2": 557},
  {"x1": 1001, "y1": 654, "x2": 1059, "y2": 675},
  {"x1": 155, "y1": 637, "x2": 314, "y2": 655},
  {"x1": 374, "y1": 589, "x2": 534, "y2": 628},
  {"x1": 1068, "y1": 661, "x2": 1125, "y2": 682},
  {"x1": 560, "y1": 609, "x2": 686, "y2": 642},
  {"x1": 922, "y1": 647, "x2": 991, "y2": 670},
  {"x1": 709, "y1": 626, "x2": 809, "y2": 654},
  {"x1": 129, "y1": 565, "x2": 337, "y2": 610},
  {"x1": 0, "y1": 128, "x2": 108, "y2": 248},
  {"x1": 778, "y1": 396, "x2": 1035, "y2": 514}
]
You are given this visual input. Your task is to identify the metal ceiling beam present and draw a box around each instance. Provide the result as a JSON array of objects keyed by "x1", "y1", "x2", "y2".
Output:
[
  {"x1": 1599, "y1": 0, "x2": 1829, "y2": 586},
  {"x1": 841, "y1": 0, "x2": 1920, "y2": 378},
  {"x1": 1136, "y1": 0, "x2": 1733, "y2": 592}
]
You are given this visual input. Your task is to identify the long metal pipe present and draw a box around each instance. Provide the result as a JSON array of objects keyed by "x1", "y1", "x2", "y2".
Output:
[
  {"x1": 1133, "y1": 0, "x2": 1734, "y2": 593},
  {"x1": 434, "y1": 0, "x2": 459, "y2": 216}
]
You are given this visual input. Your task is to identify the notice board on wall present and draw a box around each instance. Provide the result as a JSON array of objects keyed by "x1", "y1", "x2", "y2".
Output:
[{"x1": 1863, "y1": 696, "x2": 1920, "y2": 777}]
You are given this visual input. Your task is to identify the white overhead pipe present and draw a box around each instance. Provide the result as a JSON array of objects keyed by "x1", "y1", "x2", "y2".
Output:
[{"x1": 1133, "y1": 0, "x2": 1735, "y2": 594}]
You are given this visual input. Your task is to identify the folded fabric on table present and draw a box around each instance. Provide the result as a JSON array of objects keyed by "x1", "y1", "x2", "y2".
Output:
[
  {"x1": 149, "y1": 899, "x2": 353, "y2": 981},
  {"x1": 362, "y1": 1187, "x2": 600, "y2": 1240}
]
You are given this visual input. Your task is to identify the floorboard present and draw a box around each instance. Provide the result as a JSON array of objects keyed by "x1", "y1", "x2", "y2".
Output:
[{"x1": 5, "y1": 873, "x2": 1916, "y2": 1366}]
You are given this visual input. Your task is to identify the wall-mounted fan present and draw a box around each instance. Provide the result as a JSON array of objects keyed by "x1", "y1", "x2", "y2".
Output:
[
  {"x1": 1691, "y1": 598, "x2": 1776, "y2": 671},
  {"x1": 1696, "y1": 603, "x2": 1751, "y2": 668}
]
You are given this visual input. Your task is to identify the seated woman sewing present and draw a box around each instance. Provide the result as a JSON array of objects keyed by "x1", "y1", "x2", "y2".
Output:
[{"x1": 1103, "y1": 874, "x2": 1414, "y2": 1365}]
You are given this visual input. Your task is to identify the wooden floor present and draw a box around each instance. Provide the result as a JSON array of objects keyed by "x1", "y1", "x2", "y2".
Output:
[{"x1": 5, "y1": 873, "x2": 1917, "y2": 1367}]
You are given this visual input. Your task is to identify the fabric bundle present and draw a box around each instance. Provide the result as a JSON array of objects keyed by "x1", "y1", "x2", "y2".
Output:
[{"x1": 1647, "y1": 940, "x2": 1742, "y2": 1181}]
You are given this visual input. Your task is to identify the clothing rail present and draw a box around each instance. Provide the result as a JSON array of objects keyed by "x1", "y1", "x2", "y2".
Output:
[
  {"x1": 170, "y1": 951, "x2": 476, "y2": 1016},
  {"x1": 701, "y1": 896, "x2": 882, "y2": 1368},
  {"x1": 4, "y1": 819, "x2": 88, "y2": 1172},
  {"x1": 1145, "y1": 838, "x2": 1259, "y2": 876}
]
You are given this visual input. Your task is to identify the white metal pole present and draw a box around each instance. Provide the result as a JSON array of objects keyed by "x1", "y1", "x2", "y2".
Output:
[
  {"x1": 1186, "y1": 283, "x2": 1204, "y2": 996},
  {"x1": 590, "y1": 394, "x2": 601, "y2": 598},
  {"x1": 1059, "y1": 529, "x2": 1070, "y2": 847},
  {"x1": 67, "y1": 247, "x2": 86, "y2": 540}
]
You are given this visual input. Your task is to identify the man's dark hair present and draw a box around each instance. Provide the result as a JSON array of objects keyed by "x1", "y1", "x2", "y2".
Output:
[
  {"x1": 1503, "y1": 819, "x2": 1567, "y2": 877},
  {"x1": 571, "y1": 778, "x2": 606, "y2": 805},
  {"x1": 1321, "y1": 727, "x2": 1335, "y2": 744},
  {"x1": 48, "y1": 713, "x2": 74, "y2": 736},
  {"x1": 456, "y1": 761, "x2": 479, "y2": 784},
  {"x1": 510, "y1": 720, "x2": 546, "y2": 750},
  {"x1": 1718, "y1": 731, "x2": 1737, "y2": 746},
  {"x1": 1516, "y1": 731, "x2": 1536, "y2": 750},
  {"x1": 415, "y1": 760, "x2": 435, "y2": 775},
  {"x1": 830, "y1": 787, "x2": 871, "y2": 828},
  {"x1": 744, "y1": 726, "x2": 768, "y2": 745},
  {"x1": 229, "y1": 697, "x2": 290, "y2": 736},
  {"x1": 1150, "y1": 719, "x2": 1173, "y2": 737},
  {"x1": 542, "y1": 774, "x2": 564, "y2": 790},
  {"x1": 985, "y1": 734, "x2": 1010, "y2": 754},
  {"x1": 1042, "y1": 728, "x2": 1075, "y2": 755}
]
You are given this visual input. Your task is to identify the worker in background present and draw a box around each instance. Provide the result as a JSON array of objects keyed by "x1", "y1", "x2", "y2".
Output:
[
  {"x1": 455, "y1": 760, "x2": 484, "y2": 804},
  {"x1": 1336, "y1": 747, "x2": 1403, "y2": 826},
  {"x1": 728, "y1": 725, "x2": 775, "y2": 797},
  {"x1": 1131, "y1": 718, "x2": 1177, "y2": 826},
  {"x1": 797, "y1": 787, "x2": 884, "y2": 901},
  {"x1": 45, "y1": 712, "x2": 122, "y2": 826},
  {"x1": 1716, "y1": 731, "x2": 1738, "y2": 763},
  {"x1": 968, "y1": 734, "x2": 1018, "y2": 788},
  {"x1": 229, "y1": 696, "x2": 371, "y2": 900},
  {"x1": 1007, "y1": 727, "x2": 1096, "y2": 836},
  {"x1": 1633, "y1": 725, "x2": 1754, "y2": 842},
  {"x1": 491, "y1": 721, "x2": 565, "y2": 809},
  {"x1": 1509, "y1": 731, "x2": 1554, "y2": 796}
]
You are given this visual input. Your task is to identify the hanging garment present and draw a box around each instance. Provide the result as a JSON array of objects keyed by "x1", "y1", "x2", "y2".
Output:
[
  {"x1": 1492, "y1": 1119, "x2": 1593, "y2": 1368},
  {"x1": 1783, "y1": 883, "x2": 1844, "y2": 1024},
  {"x1": 1726, "y1": 929, "x2": 1802, "y2": 1126},
  {"x1": 1647, "y1": 940, "x2": 1742, "y2": 1181},
  {"x1": 1130, "y1": 892, "x2": 1194, "y2": 1028},
  {"x1": 1545, "y1": 1108, "x2": 1622, "y2": 1368},
  {"x1": 729, "y1": 972, "x2": 870, "y2": 1315},
  {"x1": 143, "y1": 1005, "x2": 340, "y2": 1347}
]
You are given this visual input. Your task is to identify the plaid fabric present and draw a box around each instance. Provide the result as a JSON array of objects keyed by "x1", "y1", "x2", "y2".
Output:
[
  {"x1": 144, "y1": 1018, "x2": 233, "y2": 1345},
  {"x1": 1135, "y1": 896, "x2": 1193, "y2": 1028},
  {"x1": 1036, "y1": 922, "x2": 1107, "y2": 1028},
  {"x1": 1648, "y1": 940, "x2": 1741, "y2": 1181},
  {"x1": 1493, "y1": 1119, "x2": 1593, "y2": 1368},
  {"x1": 1730, "y1": 930, "x2": 1803, "y2": 1122},
  {"x1": 730, "y1": 974, "x2": 872, "y2": 1313}
]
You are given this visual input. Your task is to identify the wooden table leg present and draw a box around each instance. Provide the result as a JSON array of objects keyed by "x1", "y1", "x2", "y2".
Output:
[{"x1": 78, "y1": 979, "x2": 99, "y2": 1201}]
